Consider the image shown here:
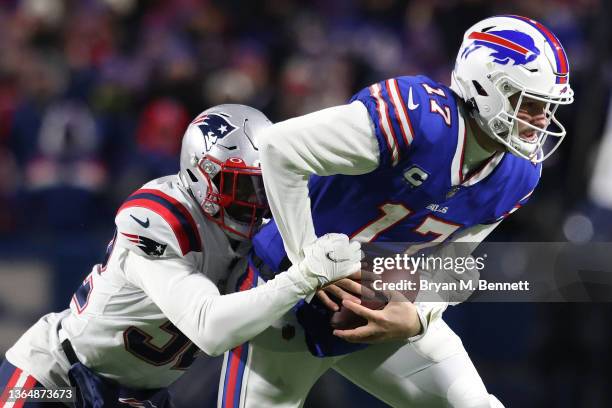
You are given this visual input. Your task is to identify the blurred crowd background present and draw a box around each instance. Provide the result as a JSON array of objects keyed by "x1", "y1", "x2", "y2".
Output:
[{"x1": 0, "y1": 0, "x2": 611, "y2": 406}]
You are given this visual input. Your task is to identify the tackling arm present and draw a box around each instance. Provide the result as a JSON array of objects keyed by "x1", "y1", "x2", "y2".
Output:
[{"x1": 125, "y1": 234, "x2": 361, "y2": 356}]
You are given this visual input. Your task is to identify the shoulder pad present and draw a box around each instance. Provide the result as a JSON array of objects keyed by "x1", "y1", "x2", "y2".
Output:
[
  {"x1": 404, "y1": 75, "x2": 459, "y2": 146},
  {"x1": 115, "y1": 187, "x2": 202, "y2": 258},
  {"x1": 349, "y1": 75, "x2": 458, "y2": 168}
]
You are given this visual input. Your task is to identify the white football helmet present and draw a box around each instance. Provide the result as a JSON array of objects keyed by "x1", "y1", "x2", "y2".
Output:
[
  {"x1": 179, "y1": 104, "x2": 272, "y2": 240},
  {"x1": 450, "y1": 15, "x2": 574, "y2": 162}
]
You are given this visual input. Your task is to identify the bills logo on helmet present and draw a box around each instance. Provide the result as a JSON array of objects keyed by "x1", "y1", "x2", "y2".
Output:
[
  {"x1": 461, "y1": 29, "x2": 539, "y2": 66},
  {"x1": 121, "y1": 232, "x2": 167, "y2": 256},
  {"x1": 191, "y1": 113, "x2": 238, "y2": 152}
]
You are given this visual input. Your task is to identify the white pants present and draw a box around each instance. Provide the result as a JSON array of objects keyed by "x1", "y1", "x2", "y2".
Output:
[{"x1": 218, "y1": 318, "x2": 502, "y2": 408}]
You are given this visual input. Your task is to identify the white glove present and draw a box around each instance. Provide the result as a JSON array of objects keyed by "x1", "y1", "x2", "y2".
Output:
[{"x1": 299, "y1": 233, "x2": 362, "y2": 287}]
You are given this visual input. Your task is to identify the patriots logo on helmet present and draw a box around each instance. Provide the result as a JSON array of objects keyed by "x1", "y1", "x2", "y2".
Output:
[
  {"x1": 461, "y1": 29, "x2": 540, "y2": 66},
  {"x1": 121, "y1": 232, "x2": 167, "y2": 256},
  {"x1": 191, "y1": 113, "x2": 238, "y2": 152}
]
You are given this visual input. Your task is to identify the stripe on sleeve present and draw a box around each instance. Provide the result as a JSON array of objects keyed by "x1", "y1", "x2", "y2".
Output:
[
  {"x1": 12, "y1": 374, "x2": 38, "y2": 408},
  {"x1": 0, "y1": 367, "x2": 22, "y2": 407},
  {"x1": 386, "y1": 78, "x2": 415, "y2": 147},
  {"x1": 518, "y1": 190, "x2": 534, "y2": 204},
  {"x1": 369, "y1": 83, "x2": 400, "y2": 166},
  {"x1": 118, "y1": 189, "x2": 202, "y2": 255}
]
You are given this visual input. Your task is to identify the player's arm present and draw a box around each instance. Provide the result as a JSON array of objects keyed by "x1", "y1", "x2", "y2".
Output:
[
  {"x1": 259, "y1": 102, "x2": 379, "y2": 264},
  {"x1": 125, "y1": 234, "x2": 361, "y2": 356}
]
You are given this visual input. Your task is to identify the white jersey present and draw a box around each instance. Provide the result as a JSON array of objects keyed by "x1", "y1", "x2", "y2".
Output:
[{"x1": 6, "y1": 175, "x2": 318, "y2": 390}]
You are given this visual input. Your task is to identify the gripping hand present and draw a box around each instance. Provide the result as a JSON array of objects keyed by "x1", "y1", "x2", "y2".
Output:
[{"x1": 300, "y1": 233, "x2": 362, "y2": 287}]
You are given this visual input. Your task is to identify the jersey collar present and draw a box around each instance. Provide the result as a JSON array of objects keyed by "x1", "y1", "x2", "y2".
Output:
[{"x1": 451, "y1": 114, "x2": 505, "y2": 187}]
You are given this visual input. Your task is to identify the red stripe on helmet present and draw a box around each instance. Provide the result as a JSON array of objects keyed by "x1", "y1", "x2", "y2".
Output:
[
  {"x1": 468, "y1": 31, "x2": 531, "y2": 55},
  {"x1": 507, "y1": 15, "x2": 569, "y2": 83}
]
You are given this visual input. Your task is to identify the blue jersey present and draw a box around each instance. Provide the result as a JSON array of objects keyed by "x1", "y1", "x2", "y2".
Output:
[{"x1": 251, "y1": 75, "x2": 541, "y2": 356}]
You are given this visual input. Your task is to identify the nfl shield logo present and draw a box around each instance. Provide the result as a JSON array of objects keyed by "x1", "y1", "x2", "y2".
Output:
[{"x1": 446, "y1": 186, "x2": 461, "y2": 198}]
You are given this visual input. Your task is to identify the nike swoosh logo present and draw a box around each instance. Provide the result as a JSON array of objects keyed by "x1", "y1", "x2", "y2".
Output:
[
  {"x1": 325, "y1": 252, "x2": 350, "y2": 263},
  {"x1": 407, "y1": 87, "x2": 420, "y2": 110},
  {"x1": 130, "y1": 214, "x2": 150, "y2": 228}
]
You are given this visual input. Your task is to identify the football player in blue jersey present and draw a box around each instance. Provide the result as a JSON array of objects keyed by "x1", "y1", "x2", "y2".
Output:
[{"x1": 218, "y1": 16, "x2": 573, "y2": 407}]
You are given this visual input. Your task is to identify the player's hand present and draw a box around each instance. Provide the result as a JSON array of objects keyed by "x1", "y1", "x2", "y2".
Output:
[
  {"x1": 332, "y1": 293, "x2": 422, "y2": 343},
  {"x1": 301, "y1": 233, "x2": 362, "y2": 288},
  {"x1": 316, "y1": 272, "x2": 363, "y2": 311},
  {"x1": 316, "y1": 271, "x2": 378, "y2": 311}
]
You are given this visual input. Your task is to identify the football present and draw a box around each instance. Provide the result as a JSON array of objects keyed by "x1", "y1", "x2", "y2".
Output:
[{"x1": 329, "y1": 258, "x2": 420, "y2": 330}]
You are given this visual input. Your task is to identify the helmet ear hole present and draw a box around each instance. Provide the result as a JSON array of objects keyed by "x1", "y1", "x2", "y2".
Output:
[
  {"x1": 186, "y1": 169, "x2": 199, "y2": 183},
  {"x1": 472, "y1": 80, "x2": 488, "y2": 96}
]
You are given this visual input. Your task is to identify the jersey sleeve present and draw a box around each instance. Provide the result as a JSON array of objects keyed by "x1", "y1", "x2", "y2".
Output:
[
  {"x1": 115, "y1": 188, "x2": 202, "y2": 259},
  {"x1": 259, "y1": 102, "x2": 379, "y2": 265},
  {"x1": 124, "y1": 249, "x2": 318, "y2": 356},
  {"x1": 350, "y1": 77, "x2": 421, "y2": 168},
  {"x1": 494, "y1": 189, "x2": 535, "y2": 223},
  {"x1": 486, "y1": 160, "x2": 542, "y2": 224}
]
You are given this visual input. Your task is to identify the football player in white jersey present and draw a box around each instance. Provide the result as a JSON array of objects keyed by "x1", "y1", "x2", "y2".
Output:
[
  {"x1": 218, "y1": 16, "x2": 573, "y2": 408},
  {"x1": 0, "y1": 104, "x2": 362, "y2": 407}
]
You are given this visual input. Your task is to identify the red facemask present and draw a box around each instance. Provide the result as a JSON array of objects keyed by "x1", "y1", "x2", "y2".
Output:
[{"x1": 198, "y1": 156, "x2": 269, "y2": 239}]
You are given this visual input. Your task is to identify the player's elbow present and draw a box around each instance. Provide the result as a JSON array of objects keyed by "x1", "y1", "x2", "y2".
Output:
[
  {"x1": 196, "y1": 334, "x2": 230, "y2": 357},
  {"x1": 195, "y1": 313, "x2": 237, "y2": 356},
  {"x1": 200, "y1": 341, "x2": 226, "y2": 357}
]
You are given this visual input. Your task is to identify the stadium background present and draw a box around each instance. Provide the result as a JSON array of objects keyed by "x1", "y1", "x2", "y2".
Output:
[{"x1": 0, "y1": 0, "x2": 611, "y2": 406}]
